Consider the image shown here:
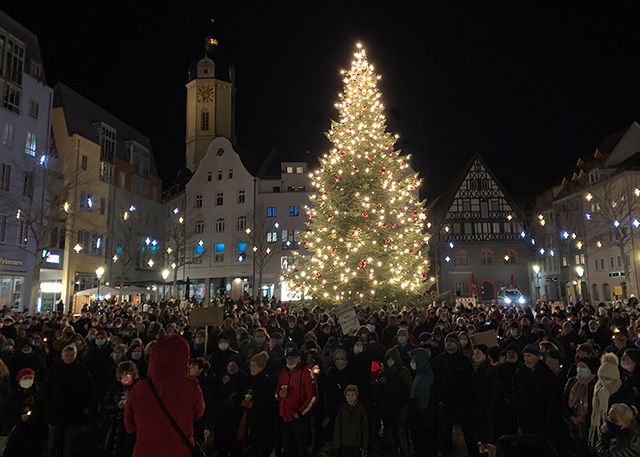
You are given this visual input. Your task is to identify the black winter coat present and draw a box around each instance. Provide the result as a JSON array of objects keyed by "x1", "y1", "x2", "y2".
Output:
[
  {"x1": 431, "y1": 351, "x2": 474, "y2": 411},
  {"x1": 247, "y1": 369, "x2": 277, "y2": 454},
  {"x1": 333, "y1": 401, "x2": 368, "y2": 449},
  {"x1": 324, "y1": 364, "x2": 357, "y2": 419},
  {"x1": 43, "y1": 360, "x2": 92, "y2": 425},
  {"x1": 472, "y1": 361, "x2": 499, "y2": 443},
  {"x1": 103, "y1": 380, "x2": 135, "y2": 457},
  {"x1": 0, "y1": 384, "x2": 46, "y2": 457}
]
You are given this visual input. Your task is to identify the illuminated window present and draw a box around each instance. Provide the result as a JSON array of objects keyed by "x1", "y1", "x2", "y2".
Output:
[{"x1": 480, "y1": 249, "x2": 493, "y2": 265}]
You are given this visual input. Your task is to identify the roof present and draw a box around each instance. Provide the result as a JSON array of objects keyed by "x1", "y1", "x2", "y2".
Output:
[
  {"x1": 429, "y1": 152, "x2": 525, "y2": 221},
  {"x1": 53, "y1": 83, "x2": 159, "y2": 178},
  {"x1": 0, "y1": 10, "x2": 46, "y2": 82}
]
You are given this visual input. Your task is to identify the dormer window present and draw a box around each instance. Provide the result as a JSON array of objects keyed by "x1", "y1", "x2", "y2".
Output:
[
  {"x1": 589, "y1": 169, "x2": 600, "y2": 184},
  {"x1": 97, "y1": 123, "x2": 117, "y2": 163}
]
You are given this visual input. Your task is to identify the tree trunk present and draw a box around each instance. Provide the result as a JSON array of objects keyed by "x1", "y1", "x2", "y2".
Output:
[
  {"x1": 621, "y1": 244, "x2": 634, "y2": 298},
  {"x1": 172, "y1": 269, "x2": 178, "y2": 299},
  {"x1": 29, "y1": 262, "x2": 42, "y2": 313}
]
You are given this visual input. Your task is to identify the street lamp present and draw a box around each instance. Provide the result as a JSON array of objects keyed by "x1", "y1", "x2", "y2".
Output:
[
  {"x1": 575, "y1": 265, "x2": 585, "y2": 300},
  {"x1": 161, "y1": 269, "x2": 170, "y2": 300},
  {"x1": 532, "y1": 264, "x2": 541, "y2": 300},
  {"x1": 95, "y1": 266, "x2": 105, "y2": 302}
]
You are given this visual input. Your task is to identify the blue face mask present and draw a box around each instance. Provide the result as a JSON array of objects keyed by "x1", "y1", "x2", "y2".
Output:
[{"x1": 606, "y1": 420, "x2": 623, "y2": 435}]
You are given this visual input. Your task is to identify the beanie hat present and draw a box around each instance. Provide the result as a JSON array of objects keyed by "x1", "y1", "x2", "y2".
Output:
[
  {"x1": 16, "y1": 367, "x2": 35, "y2": 382},
  {"x1": 250, "y1": 351, "x2": 269, "y2": 370},
  {"x1": 577, "y1": 356, "x2": 599, "y2": 376},
  {"x1": 419, "y1": 332, "x2": 432, "y2": 343},
  {"x1": 344, "y1": 384, "x2": 359, "y2": 397},
  {"x1": 623, "y1": 349, "x2": 640, "y2": 366},
  {"x1": 598, "y1": 353, "x2": 621, "y2": 381},
  {"x1": 445, "y1": 333, "x2": 459, "y2": 345}
]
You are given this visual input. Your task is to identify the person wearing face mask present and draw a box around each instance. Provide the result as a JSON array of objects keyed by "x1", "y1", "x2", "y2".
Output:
[
  {"x1": 457, "y1": 331, "x2": 473, "y2": 360},
  {"x1": 595, "y1": 403, "x2": 640, "y2": 456},
  {"x1": 104, "y1": 362, "x2": 139, "y2": 457},
  {"x1": 84, "y1": 329, "x2": 115, "y2": 436},
  {"x1": 392, "y1": 329, "x2": 415, "y2": 368},
  {"x1": 190, "y1": 329, "x2": 211, "y2": 360},
  {"x1": 241, "y1": 328, "x2": 270, "y2": 367},
  {"x1": 212, "y1": 337, "x2": 239, "y2": 378},
  {"x1": 128, "y1": 343, "x2": 148, "y2": 378},
  {"x1": 276, "y1": 345, "x2": 317, "y2": 457},
  {"x1": 471, "y1": 345, "x2": 499, "y2": 455},
  {"x1": 512, "y1": 344, "x2": 561, "y2": 446},
  {"x1": 500, "y1": 322, "x2": 530, "y2": 356},
  {"x1": 214, "y1": 359, "x2": 247, "y2": 457},
  {"x1": 605, "y1": 329, "x2": 634, "y2": 360},
  {"x1": 324, "y1": 349, "x2": 356, "y2": 440},
  {"x1": 375, "y1": 348, "x2": 412, "y2": 457},
  {"x1": 563, "y1": 357, "x2": 598, "y2": 457},
  {"x1": 8, "y1": 341, "x2": 45, "y2": 381},
  {"x1": 431, "y1": 333, "x2": 477, "y2": 457},
  {"x1": 0, "y1": 368, "x2": 45, "y2": 457},
  {"x1": 496, "y1": 347, "x2": 521, "y2": 437},
  {"x1": 408, "y1": 348, "x2": 435, "y2": 457}
]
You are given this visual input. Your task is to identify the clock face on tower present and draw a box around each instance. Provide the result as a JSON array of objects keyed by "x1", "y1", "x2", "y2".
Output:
[{"x1": 197, "y1": 85, "x2": 214, "y2": 103}]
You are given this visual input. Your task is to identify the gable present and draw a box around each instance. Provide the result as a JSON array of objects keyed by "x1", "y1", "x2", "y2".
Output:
[{"x1": 605, "y1": 122, "x2": 640, "y2": 167}]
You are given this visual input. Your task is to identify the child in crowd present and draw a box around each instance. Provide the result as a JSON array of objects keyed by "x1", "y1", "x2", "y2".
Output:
[{"x1": 333, "y1": 384, "x2": 368, "y2": 457}]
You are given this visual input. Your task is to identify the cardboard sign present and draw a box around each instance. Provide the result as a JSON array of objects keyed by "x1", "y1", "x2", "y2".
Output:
[
  {"x1": 335, "y1": 303, "x2": 360, "y2": 335},
  {"x1": 471, "y1": 329, "x2": 498, "y2": 348},
  {"x1": 190, "y1": 306, "x2": 224, "y2": 327},
  {"x1": 614, "y1": 285, "x2": 623, "y2": 296}
]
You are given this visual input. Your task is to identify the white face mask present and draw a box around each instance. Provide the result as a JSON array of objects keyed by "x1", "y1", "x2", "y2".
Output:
[
  {"x1": 19, "y1": 378, "x2": 34, "y2": 389},
  {"x1": 353, "y1": 344, "x2": 363, "y2": 355},
  {"x1": 410, "y1": 360, "x2": 416, "y2": 371},
  {"x1": 218, "y1": 342, "x2": 229, "y2": 351}
]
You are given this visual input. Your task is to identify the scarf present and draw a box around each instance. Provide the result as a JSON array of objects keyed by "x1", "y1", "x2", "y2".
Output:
[
  {"x1": 568, "y1": 375, "x2": 594, "y2": 419},
  {"x1": 589, "y1": 379, "x2": 622, "y2": 445}
]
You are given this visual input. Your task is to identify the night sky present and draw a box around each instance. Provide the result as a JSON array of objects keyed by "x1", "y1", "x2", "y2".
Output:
[{"x1": 4, "y1": 2, "x2": 640, "y2": 200}]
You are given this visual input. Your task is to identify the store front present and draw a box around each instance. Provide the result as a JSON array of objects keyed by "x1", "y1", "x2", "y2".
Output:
[{"x1": 0, "y1": 273, "x2": 24, "y2": 310}]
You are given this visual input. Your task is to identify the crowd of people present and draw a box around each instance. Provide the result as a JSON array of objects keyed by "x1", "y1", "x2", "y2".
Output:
[{"x1": 1, "y1": 295, "x2": 640, "y2": 457}]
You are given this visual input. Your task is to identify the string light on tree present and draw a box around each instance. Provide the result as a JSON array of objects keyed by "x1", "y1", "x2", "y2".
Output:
[{"x1": 283, "y1": 43, "x2": 429, "y2": 305}]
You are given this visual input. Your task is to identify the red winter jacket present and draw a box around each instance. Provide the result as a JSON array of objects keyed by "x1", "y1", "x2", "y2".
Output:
[
  {"x1": 125, "y1": 335, "x2": 205, "y2": 457},
  {"x1": 276, "y1": 362, "x2": 317, "y2": 422}
]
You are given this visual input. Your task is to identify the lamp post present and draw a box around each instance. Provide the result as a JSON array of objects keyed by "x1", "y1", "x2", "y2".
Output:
[
  {"x1": 161, "y1": 269, "x2": 170, "y2": 300},
  {"x1": 95, "y1": 266, "x2": 105, "y2": 303},
  {"x1": 575, "y1": 265, "x2": 585, "y2": 301},
  {"x1": 532, "y1": 264, "x2": 541, "y2": 300}
]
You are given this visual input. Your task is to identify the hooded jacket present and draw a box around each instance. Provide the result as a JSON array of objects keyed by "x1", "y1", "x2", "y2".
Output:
[
  {"x1": 125, "y1": 335, "x2": 205, "y2": 457},
  {"x1": 375, "y1": 349, "x2": 412, "y2": 416},
  {"x1": 410, "y1": 348, "x2": 434, "y2": 410}
]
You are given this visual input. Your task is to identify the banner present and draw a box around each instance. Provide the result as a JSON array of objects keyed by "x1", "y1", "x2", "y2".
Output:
[
  {"x1": 471, "y1": 329, "x2": 498, "y2": 348},
  {"x1": 335, "y1": 303, "x2": 360, "y2": 335}
]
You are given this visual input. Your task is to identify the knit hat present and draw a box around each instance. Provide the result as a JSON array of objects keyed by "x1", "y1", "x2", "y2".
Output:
[
  {"x1": 523, "y1": 344, "x2": 540, "y2": 356},
  {"x1": 250, "y1": 351, "x2": 269, "y2": 370},
  {"x1": 577, "y1": 357, "x2": 599, "y2": 376},
  {"x1": 418, "y1": 332, "x2": 432, "y2": 343},
  {"x1": 344, "y1": 384, "x2": 359, "y2": 396},
  {"x1": 597, "y1": 353, "x2": 621, "y2": 381},
  {"x1": 445, "y1": 333, "x2": 459, "y2": 345},
  {"x1": 15, "y1": 368, "x2": 35, "y2": 382}
]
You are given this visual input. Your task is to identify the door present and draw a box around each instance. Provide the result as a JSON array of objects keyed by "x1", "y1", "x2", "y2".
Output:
[{"x1": 480, "y1": 281, "x2": 495, "y2": 301}]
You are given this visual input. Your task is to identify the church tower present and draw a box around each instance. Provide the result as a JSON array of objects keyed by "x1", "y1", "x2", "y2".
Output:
[{"x1": 185, "y1": 41, "x2": 235, "y2": 172}]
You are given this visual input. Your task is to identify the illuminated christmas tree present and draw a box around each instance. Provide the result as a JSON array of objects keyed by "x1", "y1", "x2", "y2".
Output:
[{"x1": 286, "y1": 43, "x2": 429, "y2": 305}]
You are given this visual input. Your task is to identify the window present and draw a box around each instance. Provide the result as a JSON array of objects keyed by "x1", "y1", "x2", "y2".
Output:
[
  {"x1": 215, "y1": 243, "x2": 224, "y2": 262},
  {"x1": 267, "y1": 231, "x2": 278, "y2": 243},
  {"x1": 228, "y1": 169, "x2": 233, "y2": 179},
  {"x1": 195, "y1": 195, "x2": 203, "y2": 208},
  {"x1": 3, "y1": 86, "x2": 21, "y2": 114},
  {"x1": 454, "y1": 281, "x2": 469, "y2": 297},
  {"x1": 217, "y1": 170, "x2": 223, "y2": 180},
  {"x1": 0, "y1": 215, "x2": 6, "y2": 243},
  {"x1": 80, "y1": 192, "x2": 94, "y2": 211},
  {"x1": 601, "y1": 258, "x2": 605, "y2": 270},
  {"x1": 287, "y1": 186, "x2": 295, "y2": 192},
  {"x1": 282, "y1": 229, "x2": 299, "y2": 249},
  {"x1": 610, "y1": 257, "x2": 615, "y2": 269},
  {"x1": 215, "y1": 217, "x2": 225, "y2": 232},
  {"x1": 237, "y1": 216, "x2": 247, "y2": 231},
  {"x1": 603, "y1": 283, "x2": 611, "y2": 301},
  {"x1": 267, "y1": 207, "x2": 277, "y2": 217},
  {"x1": 201, "y1": 110, "x2": 210, "y2": 131},
  {"x1": 129, "y1": 143, "x2": 150, "y2": 178},
  {"x1": 3, "y1": 36, "x2": 25, "y2": 86},
  {"x1": 273, "y1": 186, "x2": 280, "y2": 193},
  {"x1": 453, "y1": 251, "x2": 469, "y2": 266},
  {"x1": 91, "y1": 234, "x2": 103, "y2": 256},
  {"x1": 100, "y1": 198, "x2": 105, "y2": 216},
  {"x1": 2, "y1": 123, "x2": 14, "y2": 147},
  {"x1": 216, "y1": 192, "x2": 224, "y2": 206},
  {"x1": 289, "y1": 205, "x2": 300, "y2": 217},
  {"x1": 238, "y1": 189, "x2": 245, "y2": 203},
  {"x1": 25, "y1": 131, "x2": 36, "y2": 156},
  {"x1": 77, "y1": 230, "x2": 89, "y2": 251},
  {"x1": 29, "y1": 100, "x2": 39, "y2": 118},
  {"x1": 195, "y1": 220, "x2": 205, "y2": 234},
  {"x1": 207, "y1": 172, "x2": 212, "y2": 182},
  {"x1": 286, "y1": 166, "x2": 293, "y2": 173},
  {"x1": 480, "y1": 249, "x2": 493, "y2": 265},
  {"x1": 217, "y1": 148, "x2": 224, "y2": 156},
  {"x1": 81, "y1": 155, "x2": 88, "y2": 170},
  {"x1": 281, "y1": 256, "x2": 294, "y2": 269},
  {"x1": 592, "y1": 284, "x2": 599, "y2": 301},
  {"x1": 298, "y1": 186, "x2": 306, "y2": 191},
  {"x1": 99, "y1": 162, "x2": 114, "y2": 183},
  {"x1": 30, "y1": 61, "x2": 42, "y2": 79},
  {"x1": 236, "y1": 242, "x2": 247, "y2": 262},
  {"x1": 16, "y1": 220, "x2": 28, "y2": 246},
  {"x1": 595, "y1": 259, "x2": 599, "y2": 271},
  {"x1": 589, "y1": 169, "x2": 600, "y2": 184},
  {"x1": 296, "y1": 166, "x2": 304, "y2": 173},
  {"x1": 618, "y1": 256, "x2": 623, "y2": 268},
  {"x1": 0, "y1": 163, "x2": 11, "y2": 191},
  {"x1": 22, "y1": 171, "x2": 33, "y2": 198},
  {"x1": 98, "y1": 124, "x2": 117, "y2": 163}
]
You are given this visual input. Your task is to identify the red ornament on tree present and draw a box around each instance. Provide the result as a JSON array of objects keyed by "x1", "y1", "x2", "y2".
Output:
[
  {"x1": 379, "y1": 168, "x2": 386, "y2": 174},
  {"x1": 328, "y1": 213, "x2": 334, "y2": 221},
  {"x1": 352, "y1": 166, "x2": 359, "y2": 173},
  {"x1": 384, "y1": 238, "x2": 392, "y2": 244},
  {"x1": 420, "y1": 272, "x2": 427, "y2": 278},
  {"x1": 412, "y1": 210, "x2": 418, "y2": 217},
  {"x1": 358, "y1": 260, "x2": 366, "y2": 269},
  {"x1": 334, "y1": 174, "x2": 340, "y2": 182},
  {"x1": 376, "y1": 203, "x2": 382, "y2": 209},
  {"x1": 380, "y1": 222, "x2": 387, "y2": 229},
  {"x1": 340, "y1": 151, "x2": 346, "y2": 157},
  {"x1": 315, "y1": 271, "x2": 322, "y2": 279},
  {"x1": 362, "y1": 211, "x2": 369, "y2": 218}
]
